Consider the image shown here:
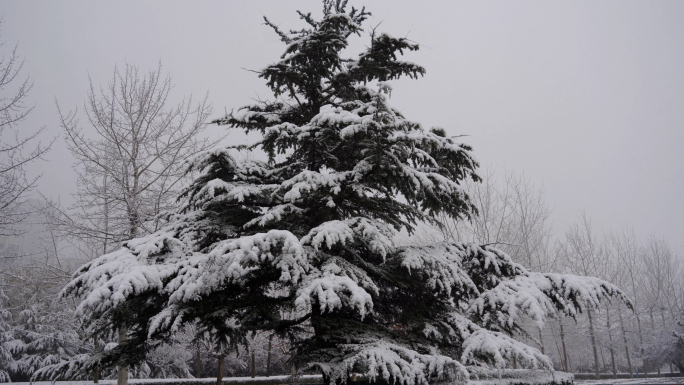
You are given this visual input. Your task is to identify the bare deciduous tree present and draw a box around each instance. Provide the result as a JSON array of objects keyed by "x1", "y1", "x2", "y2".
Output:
[
  {"x1": 55, "y1": 63, "x2": 214, "y2": 247},
  {"x1": 641, "y1": 236, "x2": 682, "y2": 373},
  {"x1": 54, "y1": 62, "x2": 215, "y2": 385},
  {"x1": 417, "y1": 168, "x2": 554, "y2": 271},
  {"x1": 556, "y1": 213, "x2": 605, "y2": 379},
  {"x1": 0, "y1": 26, "x2": 52, "y2": 238},
  {"x1": 610, "y1": 227, "x2": 646, "y2": 364}
]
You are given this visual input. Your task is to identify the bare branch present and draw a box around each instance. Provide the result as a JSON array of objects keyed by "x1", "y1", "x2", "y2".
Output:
[{"x1": 57, "y1": 62, "x2": 218, "y2": 258}]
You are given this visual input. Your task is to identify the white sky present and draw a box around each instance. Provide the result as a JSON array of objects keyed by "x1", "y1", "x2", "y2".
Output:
[{"x1": 2, "y1": 1, "x2": 684, "y2": 249}]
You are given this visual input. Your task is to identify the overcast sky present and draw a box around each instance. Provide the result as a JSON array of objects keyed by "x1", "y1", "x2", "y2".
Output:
[{"x1": 2, "y1": 1, "x2": 684, "y2": 249}]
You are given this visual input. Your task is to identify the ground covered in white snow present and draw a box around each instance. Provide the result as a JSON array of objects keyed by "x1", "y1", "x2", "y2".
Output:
[
  {"x1": 16, "y1": 371, "x2": 683, "y2": 385},
  {"x1": 12, "y1": 371, "x2": 581, "y2": 385},
  {"x1": 576, "y1": 378, "x2": 684, "y2": 385},
  {"x1": 12, "y1": 375, "x2": 321, "y2": 385}
]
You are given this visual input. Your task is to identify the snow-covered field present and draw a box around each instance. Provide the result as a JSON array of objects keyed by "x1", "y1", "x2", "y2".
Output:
[
  {"x1": 11, "y1": 375, "x2": 321, "y2": 385},
  {"x1": 14, "y1": 372, "x2": 683, "y2": 385},
  {"x1": 576, "y1": 378, "x2": 684, "y2": 385},
  {"x1": 15, "y1": 374, "x2": 573, "y2": 385},
  {"x1": 14, "y1": 377, "x2": 292, "y2": 385}
]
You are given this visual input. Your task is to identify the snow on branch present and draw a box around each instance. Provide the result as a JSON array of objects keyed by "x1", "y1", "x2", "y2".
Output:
[
  {"x1": 399, "y1": 243, "x2": 478, "y2": 300},
  {"x1": 295, "y1": 274, "x2": 373, "y2": 319},
  {"x1": 63, "y1": 228, "x2": 314, "y2": 320},
  {"x1": 147, "y1": 305, "x2": 187, "y2": 338},
  {"x1": 461, "y1": 244, "x2": 526, "y2": 291},
  {"x1": 280, "y1": 170, "x2": 347, "y2": 203},
  {"x1": 31, "y1": 353, "x2": 93, "y2": 382},
  {"x1": 317, "y1": 341, "x2": 468, "y2": 385},
  {"x1": 302, "y1": 220, "x2": 354, "y2": 251},
  {"x1": 461, "y1": 329, "x2": 551, "y2": 370},
  {"x1": 470, "y1": 272, "x2": 632, "y2": 331},
  {"x1": 302, "y1": 217, "x2": 395, "y2": 258},
  {"x1": 423, "y1": 312, "x2": 551, "y2": 370},
  {"x1": 166, "y1": 230, "x2": 311, "y2": 303},
  {"x1": 244, "y1": 203, "x2": 304, "y2": 228},
  {"x1": 321, "y1": 256, "x2": 379, "y2": 296},
  {"x1": 62, "y1": 230, "x2": 187, "y2": 316}
]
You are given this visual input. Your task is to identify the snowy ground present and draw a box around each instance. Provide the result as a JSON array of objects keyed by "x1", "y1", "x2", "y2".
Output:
[
  {"x1": 576, "y1": 378, "x2": 684, "y2": 385},
  {"x1": 12, "y1": 375, "x2": 321, "y2": 385},
  {"x1": 14, "y1": 373, "x2": 683, "y2": 385}
]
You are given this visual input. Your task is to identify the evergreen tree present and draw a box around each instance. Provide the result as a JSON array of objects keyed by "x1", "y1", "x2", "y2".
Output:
[
  {"x1": 0, "y1": 288, "x2": 17, "y2": 382},
  {"x1": 11, "y1": 304, "x2": 85, "y2": 381},
  {"x1": 651, "y1": 310, "x2": 684, "y2": 373},
  {"x1": 55, "y1": 1, "x2": 630, "y2": 384},
  {"x1": 0, "y1": 264, "x2": 91, "y2": 382},
  {"x1": 674, "y1": 312, "x2": 684, "y2": 373}
]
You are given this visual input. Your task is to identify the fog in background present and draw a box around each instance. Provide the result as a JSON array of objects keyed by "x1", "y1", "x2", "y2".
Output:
[{"x1": 2, "y1": 0, "x2": 683, "y2": 248}]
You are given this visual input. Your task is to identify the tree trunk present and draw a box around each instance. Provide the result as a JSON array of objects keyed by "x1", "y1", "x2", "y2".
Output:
[
  {"x1": 117, "y1": 220, "x2": 137, "y2": 385},
  {"x1": 196, "y1": 342, "x2": 201, "y2": 378},
  {"x1": 98, "y1": 176, "x2": 107, "y2": 385},
  {"x1": 322, "y1": 374, "x2": 332, "y2": 385},
  {"x1": 251, "y1": 349, "x2": 256, "y2": 378},
  {"x1": 538, "y1": 327, "x2": 545, "y2": 354},
  {"x1": 600, "y1": 344, "x2": 607, "y2": 371},
  {"x1": 617, "y1": 306, "x2": 633, "y2": 377},
  {"x1": 103, "y1": 175, "x2": 110, "y2": 255},
  {"x1": 116, "y1": 326, "x2": 128, "y2": 385},
  {"x1": 650, "y1": 310, "x2": 660, "y2": 375},
  {"x1": 587, "y1": 309, "x2": 600, "y2": 379},
  {"x1": 606, "y1": 307, "x2": 617, "y2": 378},
  {"x1": 266, "y1": 335, "x2": 272, "y2": 377},
  {"x1": 560, "y1": 318, "x2": 569, "y2": 373},
  {"x1": 636, "y1": 312, "x2": 646, "y2": 377},
  {"x1": 217, "y1": 356, "x2": 224, "y2": 385}
]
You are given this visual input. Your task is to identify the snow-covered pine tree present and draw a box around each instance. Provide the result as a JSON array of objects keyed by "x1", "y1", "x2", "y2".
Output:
[
  {"x1": 674, "y1": 312, "x2": 684, "y2": 372},
  {"x1": 0, "y1": 288, "x2": 16, "y2": 382},
  {"x1": 0, "y1": 264, "x2": 92, "y2": 382},
  {"x1": 656, "y1": 310, "x2": 684, "y2": 373},
  {"x1": 11, "y1": 304, "x2": 85, "y2": 381},
  {"x1": 55, "y1": 1, "x2": 631, "y2": 384}
]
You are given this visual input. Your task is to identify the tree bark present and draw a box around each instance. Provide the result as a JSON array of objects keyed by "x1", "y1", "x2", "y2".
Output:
[
  {"x1": 196, "y1": 342, "x2": 201, "y2": 378},
  {"x1": 217, "y1": 356, "x2": 225, "y2": 385},
  {"x1": 98, "y1": 177, "x2": 107, "y2": 385},
  {"x1": 650, "y1": 310, "x2": 660, "y2": 375},
  {"x1": 600, "y1": 344, "x2": 607, "y2": 371},
  {"x1": 251, "y1": 349, "x2": 256, "y2": 378},
  {"x1": 266, "y1": 335, "x2": 273, "y2": 377},
  {"x1": 636, "y1": 313, "x2": 646, "y2": 377},
  {"x1": 617, "y1": 306, "x2": 633, "y2": 378},
  {"x1": 116, "y1": 221, "x2": 137, "y2": 385},
  {"x1": 587, "y1": 309, "x2": 601, "y2": 379},
  {"x1": 560, "y1": 318, "x2": 569, "y2": 373},
  {"x1": 116, "y1": 326, "x2": 128, "y2": 385},
  {"x1": 606, "y1": 308, "x2": 617, "y2": 378},
  {"x1": 539, "y1": 327, "x2": 545, "y2": 355}
]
